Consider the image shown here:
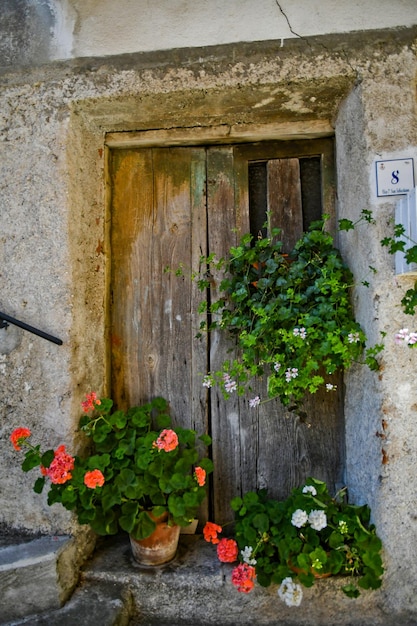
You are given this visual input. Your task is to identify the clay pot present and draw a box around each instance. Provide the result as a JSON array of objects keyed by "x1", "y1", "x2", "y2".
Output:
[{"x1": 129, "y1": 512, "x2": 180, "y2": 566}]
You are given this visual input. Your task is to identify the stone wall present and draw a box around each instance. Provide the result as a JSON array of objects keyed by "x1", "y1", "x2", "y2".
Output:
[
  {"x1": 2, "y1": 0, "x2": 417, "y2": 64},
  {"x1": 1, "y1": 2, "x2": 417, "y2": 620}
]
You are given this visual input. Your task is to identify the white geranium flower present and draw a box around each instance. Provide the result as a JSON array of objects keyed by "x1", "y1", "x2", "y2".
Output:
[
  {"x1": 308, "y1": 509, "x2": 327, "y2": 531},
  {"x1": 241, "y1": 546, "x2": 257, "y2": 565},
  {"x1": 302, "y1": 485, "x2": 317, "y2": 496},
  {"x1": 347, "y1": 331, "x2": 360, "y2": 343},
  {"x1": 291, "y1": 509, "x2": 308, "y2": 528},
  {"x1": 278, "y1": 577, "x2": 303, "y2": 607}
]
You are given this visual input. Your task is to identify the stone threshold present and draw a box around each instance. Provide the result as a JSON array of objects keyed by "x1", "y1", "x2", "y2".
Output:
[
  {"x1": 2, "y1": 532, "x2": 414, "y2": 626},
  {"x1": 80, "y1": 534, "x2": 402, "y2": 626}
]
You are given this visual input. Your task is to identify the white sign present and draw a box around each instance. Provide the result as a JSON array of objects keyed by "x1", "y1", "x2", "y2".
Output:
[{"x1": 376, "y1": 158, "x2": 415, "y2": 197}]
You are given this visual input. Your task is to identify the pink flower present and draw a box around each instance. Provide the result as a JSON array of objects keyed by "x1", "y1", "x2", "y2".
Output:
[
  {"x1": 44, "y1": 445, "x2": 75, "y2": 484},
  {"x1": 224, "y1": 379, "x2": 237, "y2": 393},
  {"x1": 231, "y1": 563, "x2": 256, "y2": 593},
  {"x1": 202, "y1": 375, "x2": 213, "y2": 388},
  {"x1": 249, "y1": 396, "x2": 260, "y2": 408},
  {"x1": 285, "y1": 367, "x2": 298, "y2": 382},
  {"x1": 203, "y1": 521, "x2": 223, "y2": 544},
  {"x1": 222, "y1": 373, "x2": 237, "y2": 393},
  {"x1": 408, "y1": 332, "x2": 417, "y2": 345},
  {"x1": 84, "y1": 469, "x2": 105, "y2": 489},
  {"x1": 10, "y1": 427, "x2": 31, "y2": 451},
  {"x1": 293, "y1": 327, "x2": 307, "y2": 339},
  {"x1": 81, "y1": 392, "x2": 101, "y2": 413},
  {"x1": 194, "y1": 466, "x2": 206, "y2": 486},
  {"x1": 154, "y1": 429, "x2": 179, "y2": 452},
  {"x1": 217, "y1": 538, "x2": 238, "y2": 563}
]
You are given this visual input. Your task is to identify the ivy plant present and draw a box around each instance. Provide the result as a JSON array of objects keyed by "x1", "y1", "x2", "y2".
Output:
[
  {"x1": 192, "y1": 215, "x2": 380, "y2": 407},
  {"x1": 380, "y1": 222, "x2": 417, "y2": 315}
]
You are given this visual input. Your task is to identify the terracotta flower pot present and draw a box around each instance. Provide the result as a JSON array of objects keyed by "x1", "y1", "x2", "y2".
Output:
[{"x1": 129, "y1": 512, "x2": 180, "y2": 566}]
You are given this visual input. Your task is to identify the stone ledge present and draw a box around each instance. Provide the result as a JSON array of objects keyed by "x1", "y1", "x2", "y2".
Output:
[
  {"x1": 0, "y1": 535, "x2": 77, "y2": 623},
  {"x1": 82, "y1": 534, "x2": 409, "y2": 626},
  {"x1": 4, "y1": 580, "x2": 131, "y2": 626}
]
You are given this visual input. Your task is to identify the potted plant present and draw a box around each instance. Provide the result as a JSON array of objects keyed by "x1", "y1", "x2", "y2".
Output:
[
  {"x1": 10, "y1": 393, "x2": 213, "y2": 565},
  {"x1": 191, "y1": 215, "x2": 382, "y2": 408},
  {"x1": 203, "y1": 477, "x2": 383, "y2": 605}
]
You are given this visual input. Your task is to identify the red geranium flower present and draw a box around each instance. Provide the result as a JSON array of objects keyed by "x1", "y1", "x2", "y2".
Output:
[
  {"x1": 44, "y1": 445, "x2": 75, "y2": 484},
  {"x1": 10, "y1": 427, "x2": 31, "y2": 451},
  {"x1": 194, "y1": 466, "x2": 206, "y2": 486},
  {"x1": 217, "y1": 537, "x2": 238, "y2": 563},
  {"x1": 84, "y1": 469, "x2": 105, "y2": 489},
  {"x1": 203, "y1": 521, "x2": 223, "y2": 544},
  {"x1": 154, "y1": 429, "x2": 179, "y2": 452},
  {"x1": 231, "y1": 563, "x2": 256, "y2": 593},
  {"x1": 81, "y1": 392, "x2": 101, "y2": 413}
]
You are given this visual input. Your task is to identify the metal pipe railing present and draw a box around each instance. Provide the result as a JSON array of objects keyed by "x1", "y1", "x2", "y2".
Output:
[{"x1": 0, "y1": 310, "x2": 63, "y2": 345}]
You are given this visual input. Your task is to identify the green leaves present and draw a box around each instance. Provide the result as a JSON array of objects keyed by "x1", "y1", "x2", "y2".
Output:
[
  {"x1": 338, "y1": 209, "x2": 375, "y2": 234},
  {"x1": 230, "y1": 478, "x2": 383, "y2": 600},
  {"x1": 193, "y1": 216, "x2": 378, "y2": 407},
  {"x1": 15, "y1": 393, "x2": 212, "y2": 542},
  {"x1": 401, "y1": 283, "x2": 417, "y2": 315},
  {"x1": 119, "y1": 501, "x2": 140, "y2": 533},
  {"x1": 381, "y1": 220, "x2": 417, "y2": 315},
  {"x1": 22, "y1": 447, "x2": 44, "y2": 472},
  {"x1": 33, "y1": 476, "x2": 45, "y2": 494}
]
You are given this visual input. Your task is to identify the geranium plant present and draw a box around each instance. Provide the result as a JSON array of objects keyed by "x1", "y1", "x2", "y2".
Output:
[
  {"x1": 191, "y1": 215, "x2": 380, "y2": 408},
  {"x1": 11, "y1": 393, "x2": 213, "y2": 540},
  {"x1": 203, "y1": 478, "x2": 383, "y2": 606}
]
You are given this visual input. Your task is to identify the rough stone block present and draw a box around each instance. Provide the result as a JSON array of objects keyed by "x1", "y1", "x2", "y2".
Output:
[{"x1": 0, "y1": 535, "x2": 71, "y2": 623}]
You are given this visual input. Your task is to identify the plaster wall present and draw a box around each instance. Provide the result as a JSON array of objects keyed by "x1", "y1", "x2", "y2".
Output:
[
  {"x1": 2, "y1": 0, "x2": 417, "y2": 66},
  {"x1": 55, "y1": 0, "x2": 417, "y2": 60},
  {"x1": 336, "y1": 50, "x2": 417, "y2": 613},
  {"x1": 1, "y1": 7, "x2": 417, "y2": 621}
]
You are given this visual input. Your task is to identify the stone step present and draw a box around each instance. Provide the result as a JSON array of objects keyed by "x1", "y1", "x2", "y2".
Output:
[
  {"x1": 81, "y1": 534, "x2": 402, "y2": 626},
  {"x1": 4, "y1": 580, "x2": 131, "y2": 626},
  {"x1": 0, "y1": 534, "x2": 74, "y2": 623},
  {"x1": 4, "y1": 533, "x2": 412, "y2": 626}
]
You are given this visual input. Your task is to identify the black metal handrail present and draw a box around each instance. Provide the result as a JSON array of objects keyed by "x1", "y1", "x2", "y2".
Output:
[{"x1": 0, "y1": 310, "x2": 63, "y2": 345}]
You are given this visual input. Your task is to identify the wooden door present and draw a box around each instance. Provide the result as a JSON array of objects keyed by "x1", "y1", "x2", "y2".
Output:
[{"x1": 110, "y1": 139, "x2": 344, "y2": 524}]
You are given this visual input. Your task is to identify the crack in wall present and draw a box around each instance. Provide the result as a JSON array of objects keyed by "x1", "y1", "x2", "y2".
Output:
[{"x1": 275, "y1": 0, "x2": 360, "y2": 80}]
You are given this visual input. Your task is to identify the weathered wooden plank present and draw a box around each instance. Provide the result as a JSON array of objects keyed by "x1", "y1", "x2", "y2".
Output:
[
  {"x1": 322, "y1": 147, "x2": 337, "y2": 238},
  {"x1": 229, "y1": 148, "x2": 260, "y2": 502},
  {"x1": 105, "y1": 121, "x2": 333, "y2": 148},
  {"x1": 110, "y1": 148, "x2": 154, "y2": 410},
  {"x1": 234, "y1": 138, "x2": 333, "y2": 163},
  {"x1": 190, "y1": 151, "x2": 210, "y2": 438},
  {"x1": 299, "y1": 157, "x2": 322, "y2": 229},
  {"x1": 206, "y1": 146, "x2": 242, "y2": 523},
  {"x1": 268, "y1": 158, "x2": 303, "y2": 253},
  {"x1": 253, "y1": 371, "x2": 344, "y2": 501},
  {"x1": 147, "y1": 148, "x2": 194, "y2": 427}
]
